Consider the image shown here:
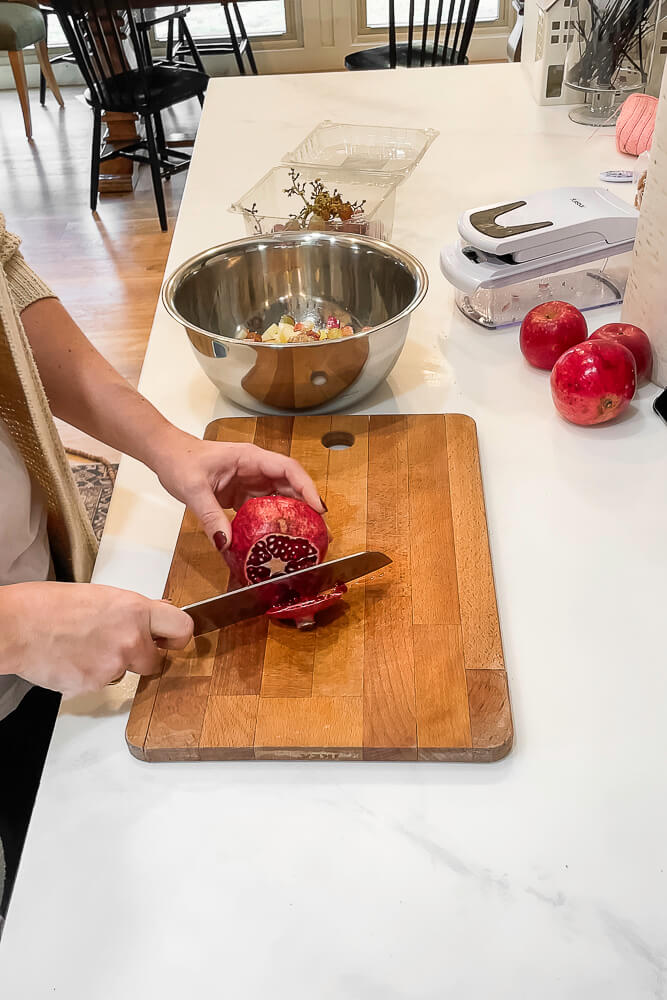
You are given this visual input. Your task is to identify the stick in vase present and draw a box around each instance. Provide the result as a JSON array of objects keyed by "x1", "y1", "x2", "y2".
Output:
[{"x1": 622, "y1": 62, "x2": 667, "y2": 386}]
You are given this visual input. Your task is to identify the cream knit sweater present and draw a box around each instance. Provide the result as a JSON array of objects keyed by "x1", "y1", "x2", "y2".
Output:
[
  {"x1": 0, "y1": 216, "x2": 100, "y2": 922},
  {"x1": 0, "y1": 217, "x2": 54, "y2": 313},
  {"x1": 0, "y1": 213, "x2": 98, "y2": 584}
]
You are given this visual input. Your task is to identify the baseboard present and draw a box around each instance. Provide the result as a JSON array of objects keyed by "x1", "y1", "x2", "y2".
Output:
[{"x1": 0, "y1": 59, "x2": 81, "y2": 90}]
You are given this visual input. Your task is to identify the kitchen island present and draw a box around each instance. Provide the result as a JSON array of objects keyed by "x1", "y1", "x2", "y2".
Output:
[{"x1": 1, "y1": 64, "x2": 666, "y2": 997}]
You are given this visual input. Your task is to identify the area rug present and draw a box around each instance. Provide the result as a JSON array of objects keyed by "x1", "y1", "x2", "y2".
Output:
[{"x1": 68, "y1": 458, "x2": 118, "y2": 542}]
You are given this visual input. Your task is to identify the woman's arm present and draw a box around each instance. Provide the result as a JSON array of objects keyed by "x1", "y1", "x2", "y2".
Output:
[
  {"x1": 21, "y1": 298, "x2": 325, "y2": 549},
  {"x1": 21, "y1": 297, "x2": 182, "y2": 469}
]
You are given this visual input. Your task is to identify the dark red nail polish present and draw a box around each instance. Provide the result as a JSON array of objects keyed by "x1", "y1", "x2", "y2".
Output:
[
  {"x1": 319, "y1": 495, "x2": 328, "y2": 513},
  {"x1": 213, "y1": 531, "x2": 227, "y2": 552}
]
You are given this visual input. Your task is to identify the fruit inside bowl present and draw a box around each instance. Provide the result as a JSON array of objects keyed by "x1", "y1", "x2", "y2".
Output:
[{"x1": 239, "y1": 313, "x2": 370, "y2": 345}]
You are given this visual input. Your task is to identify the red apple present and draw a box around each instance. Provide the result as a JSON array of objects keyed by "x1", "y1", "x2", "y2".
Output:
[
  {"x1": 589, "y1": 322, "x2": 652, "y2": 384},
  {"x1": 550, "y1": 341, "x2": 636, "y2": 426},
  {"x1": 520, "y1": 301, "x2": 589, "y2": 370}
]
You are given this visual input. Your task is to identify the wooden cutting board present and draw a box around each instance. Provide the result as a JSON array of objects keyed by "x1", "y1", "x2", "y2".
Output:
[{"x1": 126, "y1": 414, "x2": 512, "y2": 762}]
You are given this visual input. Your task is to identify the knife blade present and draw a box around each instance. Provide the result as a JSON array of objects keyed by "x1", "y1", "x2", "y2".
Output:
[{"x1": 182, "y1": 550, "x2": 392, "y2": 636}]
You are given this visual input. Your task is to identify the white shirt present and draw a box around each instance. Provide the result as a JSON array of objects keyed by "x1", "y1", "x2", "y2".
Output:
[{"x1": 0, "y1": 418, "x2": 51, "y2": 720}]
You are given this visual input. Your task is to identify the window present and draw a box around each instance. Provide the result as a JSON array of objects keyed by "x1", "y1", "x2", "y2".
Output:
[
  {"x1": 44, "y1": 2, "x2": 289, "y2": 48},
  {"x1": 45, "y1": 14, "x2": 68, "y2": 47},
  {"x1": 153, "y1": 2, "x2": 288, "y2": 42},
  {"x1": 364, "y1": 0, "x2": 503, "y2": 29}
]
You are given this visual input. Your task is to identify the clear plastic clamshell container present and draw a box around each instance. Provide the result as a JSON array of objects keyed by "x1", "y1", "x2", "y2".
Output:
[
  {"x1": 231, "y1": 164, "x2": 400, "y2": 241},
  {"x1": 282, "y1": 120, "x2": 439, "y2": 177},
  {"x1": 454, "y1": 254, "x2": 633, "y2": 330}
]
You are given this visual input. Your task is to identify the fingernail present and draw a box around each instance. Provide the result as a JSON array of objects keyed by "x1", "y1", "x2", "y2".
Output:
[
  {"x1": 319, "y1": 495, "x2": 328, "y2": 513},
  {"x1": 213, "y1": 531, "x2": 227, "y2": 552}
]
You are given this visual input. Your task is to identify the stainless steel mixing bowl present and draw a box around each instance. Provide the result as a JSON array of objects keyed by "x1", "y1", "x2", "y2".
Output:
[{"x1": 162, "y1": 231, "x2": 428, "y2": 413}]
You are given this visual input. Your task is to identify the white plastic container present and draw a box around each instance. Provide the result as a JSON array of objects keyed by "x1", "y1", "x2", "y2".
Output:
[
  {"x1": 455, "y1": 255, "x2": 632, "y2": 330},
  {"x1": 231, "y1": 164, "x2": 400, "y2": 241},
  {"x1": 282, "y1": 121, "x2": 439, "y2": 177}
]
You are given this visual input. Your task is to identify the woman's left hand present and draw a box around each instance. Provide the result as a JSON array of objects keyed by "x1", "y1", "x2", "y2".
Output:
[{"x1": 150, "y1": 432, "x2": 325, "y2": 552}]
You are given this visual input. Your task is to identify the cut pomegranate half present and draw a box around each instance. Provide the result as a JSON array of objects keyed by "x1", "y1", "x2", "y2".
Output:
[
  {"x1": 224, "y1": 496, "x2": 329, "y2": 587},
  {"x1": 245, "y1": 533, "x2": 319, "y2": 584},
  {"x1": 266, "y1": 583, "x2": 348, "y2": 629}
]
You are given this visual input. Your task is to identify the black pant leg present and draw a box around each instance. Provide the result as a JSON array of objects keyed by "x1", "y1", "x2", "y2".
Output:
[{"x1": 0, "y1": 686, "x2": 61, "y2": 923}]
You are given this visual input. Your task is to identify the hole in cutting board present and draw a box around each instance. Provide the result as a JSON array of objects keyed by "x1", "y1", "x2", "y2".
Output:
[
  {"x1": 311, "y1": 371, "x2": 328, "y2": 386},
  {"x1": 321, "y1": 431, "x2": 355, "y2": 450}
]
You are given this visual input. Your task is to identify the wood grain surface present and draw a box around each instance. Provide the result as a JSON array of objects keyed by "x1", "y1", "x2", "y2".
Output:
[
  {"x1": 0, "y1": 87, "x2": 202, "y2": 464},
  {"x1": 127, "y1": 414, "x2": 512, "y2": 762}
]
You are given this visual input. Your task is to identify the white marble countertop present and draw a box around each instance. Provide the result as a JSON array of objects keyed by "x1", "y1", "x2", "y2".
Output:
[{"x1": 3, "y1": 65, "x2": 667, "y2": 997}]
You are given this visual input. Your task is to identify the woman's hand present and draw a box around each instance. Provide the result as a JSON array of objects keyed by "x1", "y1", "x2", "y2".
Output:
[
  {"x1": 0, "y1": 582, "x2": 193, "y2": 699},
  {"x1": 150, "y1": 431, "x2": 326, "y2": 552}
]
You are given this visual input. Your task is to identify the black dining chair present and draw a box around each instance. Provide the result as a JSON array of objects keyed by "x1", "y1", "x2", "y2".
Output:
[
  {"x1": 136, "y1": 6, "x2": 206, "y2": 75},
  {"x1": 183, "y1": 2, "x2": 257, "y2": 76},
  {"x1": 345, "y1": 0, "x2": 481, "y2": 69},
  {"x1": 52, "y1": 0, "x2": 208, "y2": 231}
]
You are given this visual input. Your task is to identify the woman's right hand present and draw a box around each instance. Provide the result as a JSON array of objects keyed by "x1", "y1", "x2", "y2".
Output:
[{"x1": 0, "y1": 582, "x2": 193, "y2": 698}]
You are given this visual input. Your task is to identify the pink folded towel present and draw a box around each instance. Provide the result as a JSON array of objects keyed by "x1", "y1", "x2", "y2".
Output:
[{"x1": 616, "y1": 94, "x2": 658, "y2": 156}]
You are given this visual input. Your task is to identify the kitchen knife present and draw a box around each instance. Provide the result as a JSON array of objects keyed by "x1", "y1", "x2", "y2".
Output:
[{"x1": 182, "y1": 550, "x2": 392, "y2": 636}]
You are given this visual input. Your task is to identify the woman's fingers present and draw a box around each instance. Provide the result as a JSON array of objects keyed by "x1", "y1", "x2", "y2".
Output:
[
  {"x1": 281, "y1": 462, "x2": 323, "y2": 511},
  {"x1": 254, "y1": 451, "x2": 324, "y2": 512},
  {"x1": 148, "y1": 600, "x2": 194, "y2": 650},
  {"x1": 183, "y1": 481, "x2": 233, "y2": 552},
  {"x1": 126, "y1": 631, "x2": 164, "y2": 675}
]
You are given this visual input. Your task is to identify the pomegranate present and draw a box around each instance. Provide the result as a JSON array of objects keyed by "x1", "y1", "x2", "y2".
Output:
[
  {"x1": 520, "y1": 301, "x2": 588, "y2": 370},
  {"x1": 589, "y1": 322, "x2": 653, "y2": 384},
  {"x1": 224, "y1": 496, "x2": 328, "y2": 586},
  {"x1": 266, "y1": 583, "x2": 347, "y2": 629},
  {"x1": 550, "y1": 341, "x2": 637, "y2": 426}
]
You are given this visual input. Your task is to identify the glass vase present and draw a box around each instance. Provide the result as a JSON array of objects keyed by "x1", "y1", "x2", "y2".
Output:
[{"x1": 564, "y1": 0, "x2": 660, "y2": 125}]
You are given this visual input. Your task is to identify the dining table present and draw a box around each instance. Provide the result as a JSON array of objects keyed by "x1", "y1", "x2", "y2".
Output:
[{"x1": 1, "y1": 63, "x2": 666, "y2": 998}]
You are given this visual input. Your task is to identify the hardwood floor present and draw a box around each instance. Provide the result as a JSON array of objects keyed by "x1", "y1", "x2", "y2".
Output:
[{"x1": 1, "y1": 86, "x2": 201, "y2": 461}]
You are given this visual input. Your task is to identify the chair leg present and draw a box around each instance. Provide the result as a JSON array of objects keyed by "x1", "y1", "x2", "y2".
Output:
[
  {"x1": 40, "y1": 12, "x2": 48, "y2": 105},
  {"x1": 144, "y1": 115, "x2": 168, "y2": 232},
  {"x1": 8, "y1": 51, "x2": 32, "y2": 140},
  {"x1": 90, "y1": 106, "x2": 102, "y2": 212},
  {"x1": 139, "y1": 25, "x2": 152, "y2": 67},
  {"x1": 154, "y1": 111, "x2": 168, "y2": 165},
  {"x1": 223, "y1": 3, "x2": 245, "y2": 75},
  {"x1": 35, "y1": 41, "x2": 64, "y2": 108},
  {"x1": 166, "y1": 16, "x2": 174, "y2": 63},
  {"x1": 233, "y1": 3, "x2": 257, "y2": 75},
  {"x1": 181, "y1": 19, "x2": 206, "y2": 75}
]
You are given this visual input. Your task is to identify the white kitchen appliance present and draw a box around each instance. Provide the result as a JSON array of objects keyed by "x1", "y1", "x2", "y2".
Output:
[{"x1": 440, "y1": 186, "x2": 639, "y2": 329}]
